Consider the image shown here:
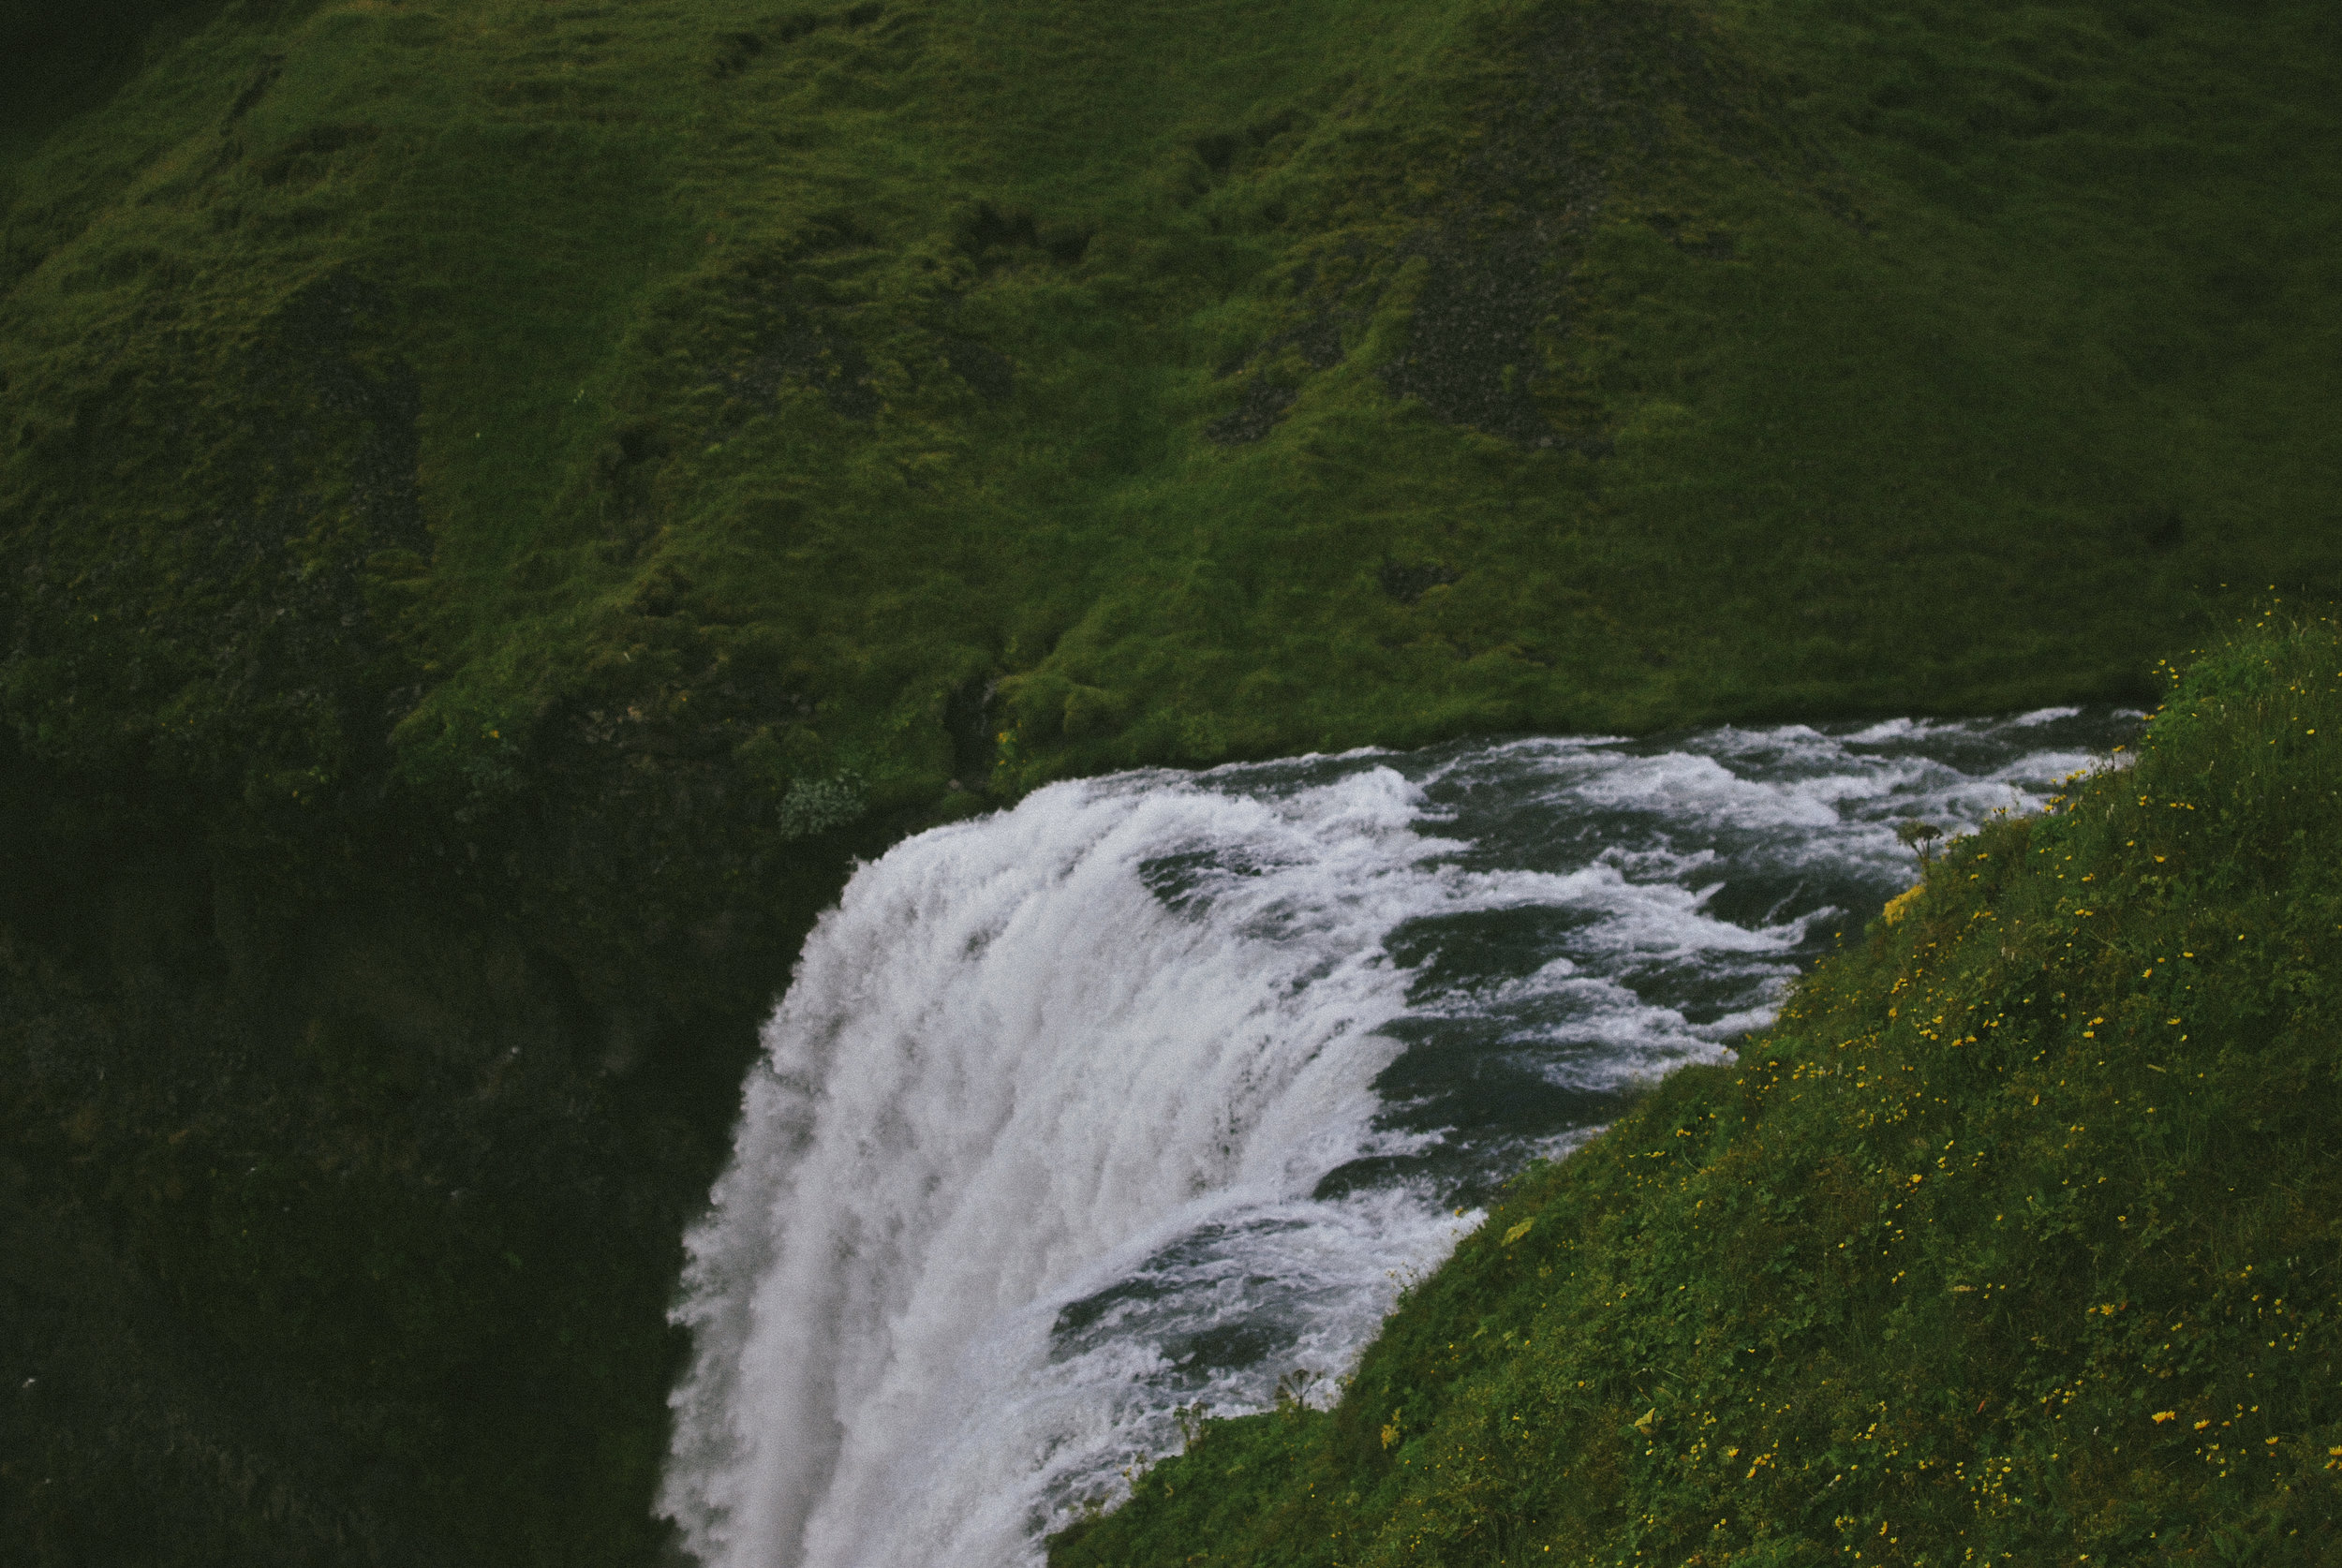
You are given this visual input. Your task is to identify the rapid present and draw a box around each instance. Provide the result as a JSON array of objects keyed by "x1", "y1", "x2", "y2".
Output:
[{"x1": 660, "y1": 710, "x2": 2133, "y2": 1568}]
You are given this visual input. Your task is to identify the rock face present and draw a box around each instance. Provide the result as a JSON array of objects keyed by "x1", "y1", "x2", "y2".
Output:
[
  {"x1": 3, "y1": 0, "x2": 2338, "y2": 1558},
  {"x1": 0, "y1": 739, "x2": 870, "y2": 1561}
]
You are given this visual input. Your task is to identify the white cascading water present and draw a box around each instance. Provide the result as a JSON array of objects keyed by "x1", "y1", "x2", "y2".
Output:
[{"x1": 661, "y1": 711, "x2": 2130, "y2": 1568}]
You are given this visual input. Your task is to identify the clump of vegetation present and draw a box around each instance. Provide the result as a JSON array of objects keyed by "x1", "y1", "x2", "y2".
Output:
[
  {"x1": 5, "y1": 0, "x2": 2339, "y2": 830},
  {"x1": 1053, "y1": 614, "x2": 2342, "y2": 1564},
  {"x1": 4, "y1": 0, "x2": 2338, "y2": 1556}
]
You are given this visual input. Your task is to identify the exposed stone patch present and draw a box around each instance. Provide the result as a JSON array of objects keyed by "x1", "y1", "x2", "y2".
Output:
[
  {"x1": 733, "y1": 312, "x2": 879, "y2": 419},
  {"x1": 1205, "y1": 380, "x2": 1298, "y2": 445},
  {"x1": 1380, "y1": 227, "x2": 1558, "y2": 447},
  {"x1": 704, "y1": 274, "x2": 881, "y2": 422},
  {"x1": 1204, "y1": 313, "x2": 1346, "y2": 444},
  {"x1": 1207, "y1": 0, "x2": 1831, "y2": 454}
]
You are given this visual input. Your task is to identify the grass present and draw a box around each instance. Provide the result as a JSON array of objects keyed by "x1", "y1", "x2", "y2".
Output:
[
  {"x1": 3, "y1": 0, "x2": 2338, "y2": 821},
  {"x1": 1, "y1": 0, "x2": 2338, "y2": 1560},
  {"x1": 1051, "y1": 614, "x2": 2342, "y2": 1564}
]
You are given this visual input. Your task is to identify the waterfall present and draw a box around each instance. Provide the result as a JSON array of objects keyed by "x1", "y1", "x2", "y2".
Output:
[{"x1": 661, "y1": 710, "x2": 2130, "y2": 1568}]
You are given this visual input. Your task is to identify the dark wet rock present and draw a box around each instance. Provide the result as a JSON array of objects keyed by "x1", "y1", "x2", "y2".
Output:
[{"x1": 1206, "y1": 380, "x2": 1299, "y2": 445}]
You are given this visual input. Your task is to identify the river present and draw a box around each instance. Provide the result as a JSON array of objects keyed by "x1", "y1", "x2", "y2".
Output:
[{"x1": 660, "y1": 707, "x2": 2134, "y2": 1568}]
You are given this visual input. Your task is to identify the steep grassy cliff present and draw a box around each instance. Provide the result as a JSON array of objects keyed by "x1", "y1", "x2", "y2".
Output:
[
  {"x1": 3, "y1": 0, "x2": 2338, "y2": 1559},
  {"x1": 1053, "y1": 615, "x2": 2342, "y2": 1565},
  {"x1": 7, "y1": 0, "x2": 2338, "y2": 814}
]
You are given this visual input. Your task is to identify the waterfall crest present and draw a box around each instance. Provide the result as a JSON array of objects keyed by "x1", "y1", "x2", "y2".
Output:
[
  {"x1": 662, "y1": 767, "x2": 1469, "y2": 1568},
  {"x1": 661, "y1": 712, "x2": 2133, "y2": 1568}
]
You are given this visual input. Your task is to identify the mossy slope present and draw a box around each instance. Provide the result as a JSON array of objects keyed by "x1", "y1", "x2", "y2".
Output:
[
  {"x1": 4, "y1": 0, "x2": 2338, "y2": 826},
  {"x1": 4, "y1": 0, "x2": 2340, "y2": 1560},
  {"x1": 1054, "y1": 616, "x2": 2342, "y2": 1565}
]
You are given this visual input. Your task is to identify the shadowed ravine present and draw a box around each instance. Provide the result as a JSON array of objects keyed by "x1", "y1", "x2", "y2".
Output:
[{"x1": 661, "y1": 708, "x2": 2133, "y2": 1568}]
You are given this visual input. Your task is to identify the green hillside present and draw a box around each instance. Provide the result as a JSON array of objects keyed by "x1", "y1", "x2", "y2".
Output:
[
  {"x1": 3, "y1": 0, "x2": 2338, "y2": 1558},
  {"x1": 5, "y1": 0, "x2": 2338, "y2": 817},
  {"x1": 1052, "y1": 614, "x2": 2342, "y2": 1566}
]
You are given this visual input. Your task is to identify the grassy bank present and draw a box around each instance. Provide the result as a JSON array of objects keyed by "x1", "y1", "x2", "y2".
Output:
[
  {"x1": 4, "y1": 0, "x2": 2339, "y2": 1558},
  {"x1": 4, "y1": 0, "x2": 2337, "y2": 821},
  {"x1": 1053, "y1": 614, "x2": 2342, "y2": 1565}
]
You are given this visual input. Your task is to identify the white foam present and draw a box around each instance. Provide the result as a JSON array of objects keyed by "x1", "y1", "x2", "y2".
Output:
[
  {"x1": 661, "y1": 710, "x2": 2138, "y2": 1568},
  {"x1": 662, "y1": 769, "x2": 1504, "y2": 1568}
]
